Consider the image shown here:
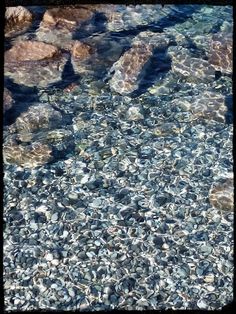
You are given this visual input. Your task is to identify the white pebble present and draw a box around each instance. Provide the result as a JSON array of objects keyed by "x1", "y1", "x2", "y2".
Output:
[
  {"x1": 203, "y1": 274, "x2": 215, "y2": 283},
  {"x1": 162, "y1": 243, "x2": 169, "y2": 250},
  {"x1": 68, "y1": 288, "x2": 75, "y2": 298},
  {"x1": 51, "y1": 259, "x2": 60, "y2": 266},
  {"x1": 14, "y1": 299, "x2": 21, "y2": 305},
  {"x1": 197, "y1": 299, "x2": 207, "y2": 309},
  {"x1": 45, "y1": 253, "x2": 54, "y2": 261},
  {"x1": 206, "y1": 285, "x2": 215, "y2": 292},
  {"x1": 62, "y1": 230, "x2": 69, "y2": 238}
]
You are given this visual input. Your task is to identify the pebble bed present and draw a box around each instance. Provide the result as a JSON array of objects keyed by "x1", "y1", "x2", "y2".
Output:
[{"x1": 3, "y1": 4, "x2": 233, "y2": 311}]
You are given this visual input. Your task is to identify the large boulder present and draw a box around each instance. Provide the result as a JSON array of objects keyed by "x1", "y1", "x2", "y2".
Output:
[
  {"x1": 5, "y1": 40, "x2": 59, "y2": 63},
  {"x1": 4, "y1": 41, "x2": 68, "y2": 87},
  {"x1": 5, "y1": 6, "x2": 33, "y2": 38},
  {"x1": 42, "y1": 6, "x2": 94, "y2": 29}
]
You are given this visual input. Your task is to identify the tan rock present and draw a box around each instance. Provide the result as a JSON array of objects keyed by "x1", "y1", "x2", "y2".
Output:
[
  {"x1": 5, "y1": 40, "x2": 59, "y2": 63},
  {"x1": 5, "y1": 6, "x2": 33, "y2": 37},
  {"x1": 4, "y1": 41, "x2": 68, "y2": 88},
  {"x1": 207, "y1": 33, "x2": 232, "y2": 75},
  {"x1": 10, "y1": 103, "x2": 62, "y2": 134},
  {"x1": 3, "y1": 138, "x2": 53, "y2": 168},
  {"x1": 209, "y1": 176, "x2": 234, "y2": 212},
  {"x1": 71, "y1": 41, "x2": 92, "y2": 60},
  {"x1": 109, "y1": 42, "x2": 154, "y2": 95},
  {"x1": 42, "y1": 6, "x2": 94, "y2": 30},
  {"x1": 3, "y1": 88, "x2": 14, "y2": 113}
]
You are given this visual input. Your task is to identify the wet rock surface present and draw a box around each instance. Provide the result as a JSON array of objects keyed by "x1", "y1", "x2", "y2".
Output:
[
  {"x1": 4, "y1": 41, "x2": 68, "y2": 87},
  {"x1": 3, "y1": 88, "x2": 14, "y2": 113},
  {"x1": 71, "y1": 41, "x2": 93, "y2": 60},
  {"x1": 5, "y1": 6, "x2": 33, "y2": 38},
  {"x1": 109, "y1": 42, "x2": 154, "y2": 95},
  {"x1": 42, "y1": 6, "x2": 94, "y2": 30},
  {"x1": 3, "y1": 138, "x2": 53, "y2": 168},
  {"x1": 209, "y1": 176, "x2": 234, "y2": 212},
  {"x1": 171, "y1": 91, "x2": 229, "y2": 123},
  {"x1": 9, "y1": 103, "x2": 63, "y2": 134},
  {"x1": 3, "y1": 4, "x2": 233, "y2": 312},
  {"x1": 5, "y1": 40, "x2": 59, "y2": 63},
  {"x1": 207, "y1": 33, "x2": 232, "y2": 75},
  {"x1": 168, "y1": 47, "x2": 216, "y2": 83}
]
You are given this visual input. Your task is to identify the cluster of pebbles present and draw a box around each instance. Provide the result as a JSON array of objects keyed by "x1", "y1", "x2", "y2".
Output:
[{"x1": 4, "y1": 4, "x2": 233, "y2": 311}]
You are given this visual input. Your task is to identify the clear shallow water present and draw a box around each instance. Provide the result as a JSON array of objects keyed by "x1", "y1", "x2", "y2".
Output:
[{"x1": 3, "y1": 4, "x2": 233, "y2": 311}]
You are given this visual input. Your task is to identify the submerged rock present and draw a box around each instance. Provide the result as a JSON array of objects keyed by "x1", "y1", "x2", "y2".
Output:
[
  {"x1": 5, "y1": 6, "x2": 33, "y2": 38},
  {"x1": 35, "y1": 6, "x2": 94, "y2": 50},
  {"x1": 108, "y1": 31, "x2": 169, "y2": 95},
  {"x1": 108, "y1": 42, "x2": 153, "y2": 95},
  {"x1": 3, "y1": 88, "x2": 14, "y2": 114},
  {"x1": 42, "y1": 6, "x2": 94, "y2": 30},
  {"x1": 106, "y1": 4, "x2": 170, "y2": 32},
  {"x1": 172, "y1": 91, "x2": 228, "y2": 123},
  {"x1": 4, "y1": 41, "x2": 68, "y2": 87},
  {"x1": 71, "y1": 41, "x2": 93, "y2": 60},
  {"x1": 3, "y1": 138, "x2": 53, "y2": 168},
  {"x1": 209, "y1": 176, "x2": 234, "y2": 211},
  {"x1": 9, "y1": 103, "x2": 62, "y2": 134},
  {"x1": 207, "y1": 33, "x2": 232, "y2": 75},
  {"x1": 168, "y1": 47, "x2": 216, "y2": 83}
]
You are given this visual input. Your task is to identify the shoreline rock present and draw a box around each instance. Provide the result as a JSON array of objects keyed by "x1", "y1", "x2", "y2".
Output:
[{"x1": 5, "y1": 6, "x2": 33, "y2": 38}]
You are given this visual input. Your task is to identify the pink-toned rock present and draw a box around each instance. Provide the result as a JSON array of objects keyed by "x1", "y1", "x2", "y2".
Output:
[
  {"x1": 4, "y1": 41, "x2": 68, "y2": 88},
  {"x1": 5, "y1": 40, "x2": 59, "y2": 63},
  {"x1": 71, "y1": 41, "x2": 93, "y2": 60},
  {"x1": 3, "y1": 88, "x2": 14, "y2": 113},
  {"x1": 109, "y1": 42, "x2": 154, "y2": 95},
  {"x1": 207, "y1": 33, "x2": 232, "y2": 75},
  {"x1": 42, "y1": 6, "x2": 94, "y2": 30},
  {"x1": 5, "y1": 6, "x2": 33, "y2": 37},
  {"x1": 36, "y1": 6, "x2": 95, "y2": 50}
]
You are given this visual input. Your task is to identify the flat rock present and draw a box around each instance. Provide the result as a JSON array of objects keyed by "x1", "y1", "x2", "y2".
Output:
[
  {"x1": 3, "y1": 138, "x2": 53, "y2": 168},
  {"x1": 42, "y1": 6, "x2": 94, "y2": 30},
  {"x1": 4, "y1": 41, "x2": 68, "y2": 87},
  {"x1": 108, "y1": 31, "x2": 169, "y2": 95},
  {"x1": 5, "y1": 40, "x2": 59, "y2": 63},
  {"x1": 3, "y1": 88, "x2": 14, "y2": 114},
  {"x1": 168, "y1": 47, "x2": 216, "y2": 83},
  {"x1": 171, "y1": 91, "x2": 228, "y2": 123},
  {"x1": 207, "y1": 33, "x2": 232, "y2": 75},
  {"x1": 9, "y1": 103, "x2": 62, "y2": 134},
  {"x1": 5, "y1": 6, "x2": 33, "y2": 38}
]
